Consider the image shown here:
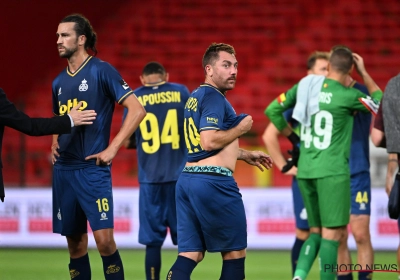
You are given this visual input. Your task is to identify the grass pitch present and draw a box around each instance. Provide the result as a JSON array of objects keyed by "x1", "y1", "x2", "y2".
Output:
[{"x1": 0, "y1": 248, "x2": 397, "y2": 279}]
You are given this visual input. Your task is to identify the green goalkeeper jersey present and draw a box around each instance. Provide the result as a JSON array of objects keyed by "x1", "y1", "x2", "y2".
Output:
[{"x1": 266, "y1": 78, "x2": 382, "y2": 179}]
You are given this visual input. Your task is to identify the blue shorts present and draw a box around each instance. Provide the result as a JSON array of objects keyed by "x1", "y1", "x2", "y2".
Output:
[
  {"x1": 52, "y1": 166, "x2": 114, "y2": 236},
  {"x1": 292, "y1": 177, "x2": 309, "y2": 230},
  {"x1": 176, "y1": 170, "x2": 247, "y2": 253},
  {"x1": 139, "y1": 182, "x2": 177, "y2": 246},
  {"x1": 350, "y1": 171, "x2": 371, "y2": 215}
]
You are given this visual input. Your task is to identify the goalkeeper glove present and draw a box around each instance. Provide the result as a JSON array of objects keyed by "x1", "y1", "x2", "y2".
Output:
[{"x1": 281, "y1": 132, "x2": 300, "y2": 173}]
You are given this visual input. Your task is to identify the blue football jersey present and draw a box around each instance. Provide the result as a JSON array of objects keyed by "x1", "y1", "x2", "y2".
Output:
[
  {"x1": 52, "y1": 56, "x2": 133, "y2": 169},
  {"x1": 124, "y1": 81, "x2": 190, "y2": 183},
  {"x1": 184, "y1": 84, "x2": 247, "y2": 162},
  {"x1": 349, "y1": 81, "x2": 371, "y2": 175}
]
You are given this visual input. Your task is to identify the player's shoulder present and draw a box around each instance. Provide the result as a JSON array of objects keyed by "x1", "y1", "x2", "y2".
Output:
[
  {"x1": 90, "y1": 56, "x2": 116, "y2": 71},
  {"x1": 351, "y1": 81, "x2": 369, "y2": 95}
]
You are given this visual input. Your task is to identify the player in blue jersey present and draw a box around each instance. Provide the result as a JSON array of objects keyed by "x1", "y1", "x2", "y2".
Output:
[
  {"x1": 262, "y1": 51, "x2": 330, "y2": 277},
  {"x1": 335, "y1": 47, "x2": 374, "y2": 280},
  {"x1": 166, "y1": 43, "x2": 273, "y2": 280},
  {"x1": 123, "y1": 62, "x2": 190, "y2": 280},
  {"x1": 50, "y1": 14, "x2": 146, "y2": 280}
]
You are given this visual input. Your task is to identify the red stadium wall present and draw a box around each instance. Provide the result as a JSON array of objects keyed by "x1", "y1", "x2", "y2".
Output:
[{"x1": 1, "y1": 0, "x2": 399, "y2": 188}]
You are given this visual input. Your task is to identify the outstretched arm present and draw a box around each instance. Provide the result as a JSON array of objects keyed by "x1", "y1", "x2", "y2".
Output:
[{"x1": 237, "y1": 148, "x2": 273, "y2": 171}]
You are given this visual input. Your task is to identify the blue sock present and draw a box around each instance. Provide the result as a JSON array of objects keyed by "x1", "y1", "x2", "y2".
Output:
[
  {"x1": 166, "y1": 255, "x2": 197, "y2": 280},
  {"x1": 146, "y1": 245, "x2": 161, "y2": 280},
  {"x1": 220, "y1": 257, "x2": 245, "y2": 280},
  {"x1": 101, "y1": 250, "x2": 124, "y2": 280},
  {"x1": 69, "y1": 253, "x2": 91, "y2": 280},
  {"x1": 291, "y1": 238, "x2": 305, "y2": 276},
  {"x1": 358, "y1": 271, "x2": 372, "y2": 280},
  {"x1": 338, "y1": 273, "x2": 353, "y2": 280}
]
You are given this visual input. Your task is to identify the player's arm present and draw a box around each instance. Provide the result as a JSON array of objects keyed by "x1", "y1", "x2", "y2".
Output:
[
  {"x1": 265, "y1": 87, "x2": 299, "y2": 151},
  {"x1": 51, "y1": 135, "x2": 59, "y2": 165},
  {"x1": 237, "y1": 148, "x2": 273, "y2": 172},
  {"x1": 86, "y1": 94, "x2": 146, "y2": 165},
  {"x1": 386, "y1": 153, "x2": 398, "y2": 196},
  {"x1": 200, "y1": 115, "x2": 252, "y2": 151},
  {"x1": 352, "y1": 53, "x2": 383, "y2": 115},
  {"x1": 262, "y1": 122, "x2": 296, "y2": 175},
  {"x1": 371, "y1": 100, "x2": 386, "y2": 147}
]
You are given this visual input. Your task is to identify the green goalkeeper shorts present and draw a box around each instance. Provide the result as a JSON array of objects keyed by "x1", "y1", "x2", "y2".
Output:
[{"x1": 298, "y1": 175, "x2": 350, "y2": 228}]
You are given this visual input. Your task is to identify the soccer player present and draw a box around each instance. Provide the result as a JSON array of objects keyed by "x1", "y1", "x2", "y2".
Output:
[
  {"x1": 123, "y1": 62, "x2": 190, "y2": 280},
  {"x1": 50, "y1": 14, "x2": 146, "y2": 280},
  {"x1": 166, "y1": 43, "x2": 273, "y2": 280},
  {"x1": 266, "y1": 47, "x2": 382, "y2": 280},
  {"x1": 334, "y1": 51, "x2": 374, "y2": 280},
  {"x1": 262, "y1": 51, "x2": 329, "y2": 276}
]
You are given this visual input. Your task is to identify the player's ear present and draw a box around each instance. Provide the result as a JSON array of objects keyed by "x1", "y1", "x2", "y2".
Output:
[
  {"x1": 165, "y1": 73, "x2": 169, "y2": 82},
  {"x1": 349, "y1": 64, "x2": 354, "y2": 74},
  {"x1": 139, "y1": 75, "x2": 145, "y2": 86},
  {"x1": 205, "y1": 65, "x2": 213, "y2": 77},
  {"x1": 78, "y1": 34, "x2": 86, "y2": 47}
]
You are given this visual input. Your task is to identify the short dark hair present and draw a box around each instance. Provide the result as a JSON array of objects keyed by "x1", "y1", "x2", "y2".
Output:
[
  {"x1": 329, "y1": 46, "x2": 354, "y2": 74},
  {"x1": 307, "y1": 51, "x2": 330, "y2": 70},
  {"x1": 202, "y1": 43, "x2": 236, "y2": 70},
  {"x1": 60, "y1": 14, "x2": 98, "y2": 56},
  {"x1": 142, "y1": 62, "x2": 166, "y2": 76}
]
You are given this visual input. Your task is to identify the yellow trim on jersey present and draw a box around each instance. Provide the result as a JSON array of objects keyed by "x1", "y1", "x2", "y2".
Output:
[
  {"x1": 349, "y1": 80, "x2": 357, "y2": 88},
  {"x1": 144, "y1": 81, "x2": 166, "y2": 87},
  {"x1": 118, "y1": 90, "x2": 134, "y2": 104},
  {"x1": 66, "y1": 56, "x2": 93, "y2": 77},
  {"x1": 200, "y1": 84, "x2": 226, "y2": 97}
]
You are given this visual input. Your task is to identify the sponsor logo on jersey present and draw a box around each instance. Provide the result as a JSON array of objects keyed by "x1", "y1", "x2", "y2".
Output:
[
  {"x1": 119, "y1": 79, "x2": 130, "y2": 90},
  {"x1": 206, "y1": 117, "x2": 218, "y2": 125},
  {"x1": 79, "y1": 79, "x2": 88, "y2": 92},
  {"x1": 277, "y1": 93, "x2": 286, "y2": 106},
  {"x1": 58, "y1": 98, "x2": 88, "y2": 115}
]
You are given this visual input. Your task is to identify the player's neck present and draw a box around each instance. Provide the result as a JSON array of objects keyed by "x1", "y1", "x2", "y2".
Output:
[
  {"x1": 67, "y1": 51, "x2": 90, "y2": 73},
  {"x1": 326, "y1": 72, "x2": 348, "y2": 86}
]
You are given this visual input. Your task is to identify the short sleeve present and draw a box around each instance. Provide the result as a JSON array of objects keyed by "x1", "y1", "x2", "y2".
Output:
[{"x1": 198, "y1": 92, "x2": 226, "y2": 131}]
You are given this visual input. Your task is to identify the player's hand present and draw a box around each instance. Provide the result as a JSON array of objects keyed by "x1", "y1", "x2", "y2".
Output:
[
  {"x1": 242, "y1": 150, "x2": 273, "y2": 171},
  {"x1": 85, "y1": 146, "x2": 117, "y2": 166},
  {"x1": 281, "y1": 160, "x2": 298, "y2": 175},
  {"x1": 237, "y1": 115, "x2": 253, "y2": 135},
  {"x1": 51, "y1": 142, "x2": 60, "y2": 165},
  {"x1": 353, "y1": 53, "x2": 367, "y2": 77},
  {"x1": 68, "y1": 101, "x2": 97, "y2": 126},
  {"x1": 281, "y1": 147, "x2": 300, "y2": 173}
]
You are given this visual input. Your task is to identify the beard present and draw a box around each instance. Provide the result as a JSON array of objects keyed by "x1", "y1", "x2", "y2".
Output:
[{"x1": 58, "y1": 45, "x2": 78, "y2": 59}]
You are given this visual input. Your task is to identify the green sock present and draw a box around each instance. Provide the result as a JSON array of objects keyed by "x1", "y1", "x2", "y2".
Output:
[
  {"x1": 319, "y1": 238, "x2": 339, "y2": 280},
  {"x1": 294, "y1": 233, "x2": 321, "y2": 279}
]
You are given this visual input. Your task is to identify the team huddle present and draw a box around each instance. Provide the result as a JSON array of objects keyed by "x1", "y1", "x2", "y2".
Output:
[{"x1": 21, "y1": 11, "x2": 396, "y2": 280}]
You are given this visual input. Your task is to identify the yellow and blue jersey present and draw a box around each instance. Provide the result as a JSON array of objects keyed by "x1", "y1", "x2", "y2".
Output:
[
  {"x1": 349, "y1": 81, "x2": 371, "y2": 175},
  {"x1": 124, "y1": 81, "x2": 190, "y2": 183},
  {"x1": 184, "y1": 83, "x2": 247, "y2": 162},
  {"x1": 52, "y1": 56, "x2": 133, "y2": 169}
]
